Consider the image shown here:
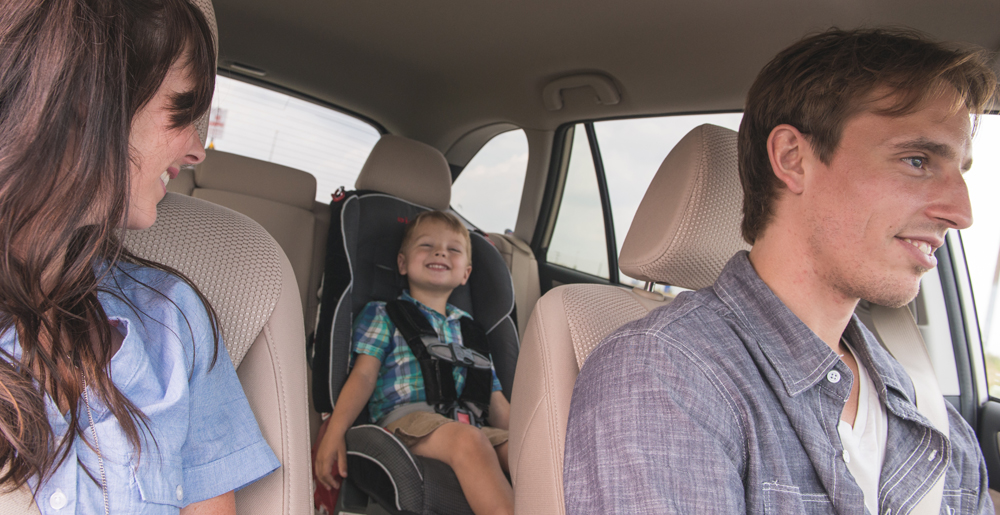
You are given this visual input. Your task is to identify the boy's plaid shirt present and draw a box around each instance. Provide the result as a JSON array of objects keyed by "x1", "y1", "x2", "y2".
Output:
[{"x1": 353, "y1": 291, "x2": 502, "y2": 423}]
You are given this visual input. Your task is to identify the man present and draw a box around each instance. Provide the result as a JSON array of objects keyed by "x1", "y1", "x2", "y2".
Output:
[{"x1": 563, "y1": 29, "x2": 996, "y2": 513}]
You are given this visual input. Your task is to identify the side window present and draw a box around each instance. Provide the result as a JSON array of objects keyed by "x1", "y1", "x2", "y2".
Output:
[
  {"x1": 960, "y1": 113, "x2": 1000, "y2": 397},
  {"x1": 452, "y1": 130, "x2": 529, "y2": 234},
  {"x1": 547, "y1": 124, "x2": 610, "y2": 279},
  {"x1": 207, "y1": 75, "x2": 381, "y2": 202}
]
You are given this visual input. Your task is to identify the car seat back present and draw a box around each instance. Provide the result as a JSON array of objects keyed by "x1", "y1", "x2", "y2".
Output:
[
  {"x1": 170, "y1": 149, "x2": 322, "y2": 332},
  {"x1": 123, "y1": 193, "x2": 312, "y2": 515},
  {"x1": 310, "y1": 135, "x2": 519, "y2": 514},
  {"x1": 508, "y1": 124, "x2": 748, "y2": 514},
  {"x1": 487, "y1": 232, "x2": 540, "y2": 338},
  {"x1": 312, "y1": 134, "x2": 519, "y2": 412}
]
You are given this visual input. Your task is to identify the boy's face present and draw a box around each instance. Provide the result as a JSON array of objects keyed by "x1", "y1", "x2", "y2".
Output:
[{"x1": 397, "y1": 219, "x2": 472, "y2": 294}]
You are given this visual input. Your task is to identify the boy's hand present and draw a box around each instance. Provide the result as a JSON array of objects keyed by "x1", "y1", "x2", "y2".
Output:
[{"x1": 315, "y1": 430, "x2": 348, "y2": 490}]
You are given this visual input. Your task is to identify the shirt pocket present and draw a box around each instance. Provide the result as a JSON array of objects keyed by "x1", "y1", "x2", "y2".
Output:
[
  {"x1": 134, "y1": 455, "x2": 186, "y2": 509},
  {"x1": 762, "y1": 482, "x2": 834, "y2": 515}
]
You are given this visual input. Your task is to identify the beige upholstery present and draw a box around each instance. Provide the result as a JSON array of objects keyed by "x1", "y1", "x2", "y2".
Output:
[
  {"x1": 355, "y1": 134, "x2": 452, "y2": 210},
  {"x1": 619, "y1": 124, "x2": 750, "y2": 289},
  {"x1": 122, "y1": 193, "x2": 312, "y2": 515},
  {"x1": 488, "y1": 232, "x2": 541, "y2": 337},
  {"x1": 509, "y1": 124, "x2": 744, "y2": 514},
  {"x1": 509, "y1": 286, "x2": 669, "y2": 514},
  {"x1": 172, "y1": 149, "x2": 320, "y2": 332}
]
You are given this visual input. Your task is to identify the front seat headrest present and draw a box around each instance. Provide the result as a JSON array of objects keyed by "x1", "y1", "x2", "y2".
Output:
[
  {"x1": 355, "y1": 135, "x2": 452, "y2": 210},
  {"x1": 618, "y1": 124, "x2": 750, "y2": 290}
]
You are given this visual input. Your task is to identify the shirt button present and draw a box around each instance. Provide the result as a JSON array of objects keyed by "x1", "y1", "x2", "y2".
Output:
[
  {"x1": 843, "y1": 450, "x2": 851, "y2": 463},
  {"x1": 49, "y1": 489, "x2": 67, "y2": 510},
  {"x1": 827, "y1": 370, "x2": 841, "y2": 384},
  {"x1": 176, "y1": 484, "x2": 184, "y2": 501}
]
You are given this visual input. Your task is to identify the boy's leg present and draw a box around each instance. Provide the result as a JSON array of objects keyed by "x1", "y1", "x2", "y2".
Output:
[
  {"x1": 409, "y1": 422, "x2": 513, "y2": 515},
  {"x1": 495, "y1": 441, "x2": 508, "y2": 473}
]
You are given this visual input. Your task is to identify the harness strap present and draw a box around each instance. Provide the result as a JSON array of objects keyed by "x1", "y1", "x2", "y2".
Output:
[
  {"x1": 384, "y1": 300, "x2": 493, "y2": 422},
  {"x1": 385, "y1": 300, "x2": 457, "y2": 407}
]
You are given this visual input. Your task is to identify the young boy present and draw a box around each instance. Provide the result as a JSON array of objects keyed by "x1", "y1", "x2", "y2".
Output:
[{"x1": 315, "y1": 210, "x2": 513, "y2": 515}]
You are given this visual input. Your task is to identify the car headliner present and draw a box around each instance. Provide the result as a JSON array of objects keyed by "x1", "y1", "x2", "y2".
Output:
[{"x1": 214, "y1": 0, "x2": 1000, "y2": 162}]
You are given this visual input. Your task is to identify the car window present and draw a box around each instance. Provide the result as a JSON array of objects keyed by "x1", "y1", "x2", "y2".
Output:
[
  {"x1": 547, "y1": 125, "x2": 610, "y2": 279},
  {"x1": 207, "y1": 75, "x2": 381, "y2": 203},
  {"x1": 452, "y1": 130, "x2": 529, "y2": 234},
  {"x1": 960, "y1": 113, "x2": 1000, "y2": 397}
]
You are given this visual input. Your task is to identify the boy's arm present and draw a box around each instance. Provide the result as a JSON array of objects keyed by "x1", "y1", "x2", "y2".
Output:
[
  {"x1": 314, "y1": 353, "x2": 381, "y2": 490},
  {"x1": 487, "y1": 390, "x2": 510, "y2": 430}
]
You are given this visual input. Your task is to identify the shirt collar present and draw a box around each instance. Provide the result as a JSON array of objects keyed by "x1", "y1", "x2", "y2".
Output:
[
  {"x1": 400, "y1": 290, "x2": 471, "y2": 321},
  {"x1": 712, "y1": 251, "x2": 903, "y2": 398}
]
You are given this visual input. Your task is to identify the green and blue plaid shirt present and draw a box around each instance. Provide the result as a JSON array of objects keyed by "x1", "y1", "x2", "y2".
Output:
[{"x1": 353, "y1": 291, "x2": 502, "y2": 423}]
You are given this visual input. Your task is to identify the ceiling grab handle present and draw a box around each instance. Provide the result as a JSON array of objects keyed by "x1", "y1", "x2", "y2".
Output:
[{"x1": 542, "y1": 73, "x2": 621, "y2": 111}]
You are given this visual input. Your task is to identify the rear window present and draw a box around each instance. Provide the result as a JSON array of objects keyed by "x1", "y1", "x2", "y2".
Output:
[{"x1": 207, "y1": 75, "x2": 381, "y2": 203}]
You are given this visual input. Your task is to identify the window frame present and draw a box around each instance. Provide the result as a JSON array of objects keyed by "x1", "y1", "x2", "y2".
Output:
[{"x1": 218, "y1": 69, "x2": 387, "y2": 135}]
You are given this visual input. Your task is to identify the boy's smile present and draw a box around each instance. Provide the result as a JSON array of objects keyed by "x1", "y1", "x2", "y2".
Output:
[{"x1": 397, "y1": 219, "x2": 472, "y2": 296}]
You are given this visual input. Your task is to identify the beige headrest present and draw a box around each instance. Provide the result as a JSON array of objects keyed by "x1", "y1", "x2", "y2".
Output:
[
  {"x1": 122, "y1": 193, "x2": 283, "y2": 369},
  {"x1": 618, "y1": 124, "x2": 750, "y2": 290},
  {"x1": 355, "y1": 135, "x2": 452, "y2": 210},
  {"x1": 196, "y1": 149, "x2": 317, "y2": 210},
  {"x1": 187, "y1": 0, "x2": 218, "y2": 145}
]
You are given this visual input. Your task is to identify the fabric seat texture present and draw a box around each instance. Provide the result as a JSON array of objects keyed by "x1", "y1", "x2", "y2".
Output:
[
  {"x1": 508, "y1": 124, "x2": 749, "y2": 514},
  {"x1": 122, "y1": 193, "x2": 312, "y2": 515},
  {"x1": 169, "y1": 149, "x2": 327, "y2": 334}
]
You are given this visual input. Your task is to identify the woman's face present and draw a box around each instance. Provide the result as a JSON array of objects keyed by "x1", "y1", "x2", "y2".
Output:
[{"x1": 125, "y1": 60, "x2": 206, "y2": 230}]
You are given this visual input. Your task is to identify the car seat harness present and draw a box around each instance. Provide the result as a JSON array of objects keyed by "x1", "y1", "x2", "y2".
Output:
[{"x1": 384, "y1": 300, "x2": 493, "y2": 427}]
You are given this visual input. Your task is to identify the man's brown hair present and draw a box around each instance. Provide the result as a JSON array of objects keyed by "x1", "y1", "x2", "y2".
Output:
[
  {"x1": 738, "y1": 28, "x2": 996, "y2": 244},
  {"x1": 400, "y1": 210, "x2": 473, "y2": 259}
]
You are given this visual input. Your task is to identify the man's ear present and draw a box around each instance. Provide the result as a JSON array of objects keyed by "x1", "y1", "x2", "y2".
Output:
[
  {"x1": 767, "y1": 124, "x2": 810, "y2": 195},
  {"x1": 397, "y1": 253, "x2": 408, "y2": 275},
  {"x1": 459, "y1": 265, "x2": 472, "y2": 286}
]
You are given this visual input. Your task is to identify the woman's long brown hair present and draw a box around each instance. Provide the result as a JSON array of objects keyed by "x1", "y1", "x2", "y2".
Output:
[{"x1": 0, "y1": 0, "x2": 217, "y2": 487}]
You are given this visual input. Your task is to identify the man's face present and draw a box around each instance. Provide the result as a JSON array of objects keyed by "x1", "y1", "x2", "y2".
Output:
[{"x1": 802, "y1": 91, "x2": 973, "y2": 308}]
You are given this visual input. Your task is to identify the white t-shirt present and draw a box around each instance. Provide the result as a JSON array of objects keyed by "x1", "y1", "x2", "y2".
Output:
[{"x1": 837, "y1": 342, "x2": 888, "y2": 514}]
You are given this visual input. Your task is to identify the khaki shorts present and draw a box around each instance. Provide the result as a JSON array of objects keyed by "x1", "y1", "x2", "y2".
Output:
[{"x1": 385, "y1": 410, "x2": 509, "y2": 448}]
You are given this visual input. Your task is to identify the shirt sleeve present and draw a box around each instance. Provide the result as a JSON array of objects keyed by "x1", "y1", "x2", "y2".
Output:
[
  {"x1": 175, "y1": 285, "x2": 280, "y2": 505},
  {"x1": 491, "y1": 369, "x2": 502, "y2": 392},
  {"x1": 563, "y1": 331, "x2": 746, "y2": 514},
  {"x1": 352, "y1": 301, "x2": 394, "y2": 362}
]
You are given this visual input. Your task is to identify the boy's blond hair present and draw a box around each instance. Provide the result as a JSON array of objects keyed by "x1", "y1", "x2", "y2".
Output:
[{"x1": 399, "y1": 211, "x2": 473, "y2": 260}]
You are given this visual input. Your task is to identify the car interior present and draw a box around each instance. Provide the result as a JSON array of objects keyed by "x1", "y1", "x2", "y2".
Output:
[{"x1": 8, "y1": 0, "x2": 1000, "y2": 514}]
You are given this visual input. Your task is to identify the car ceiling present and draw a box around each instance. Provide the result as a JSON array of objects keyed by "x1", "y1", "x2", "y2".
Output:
[{"x1": 214, "y1": 0, "x2": 1000, "y2": 157}]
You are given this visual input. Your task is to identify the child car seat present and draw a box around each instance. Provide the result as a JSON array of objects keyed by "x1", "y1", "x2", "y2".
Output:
[{"x1": 311, "y1": 135, "x2": 519, "y2": 514}]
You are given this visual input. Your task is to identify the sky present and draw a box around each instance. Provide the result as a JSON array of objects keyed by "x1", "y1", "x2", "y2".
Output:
[{"x1": 207, "y1": 76, "x2": 1000, "y2": 355}]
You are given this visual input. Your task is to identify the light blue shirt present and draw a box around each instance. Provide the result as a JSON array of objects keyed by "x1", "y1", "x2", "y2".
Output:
[{"x1": 0, "y1": 264, "x2": 280, "y2": 514}]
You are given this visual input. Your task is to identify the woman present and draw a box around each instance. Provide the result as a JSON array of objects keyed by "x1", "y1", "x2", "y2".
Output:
[{"x1": 0, "y1": 0, "x2": 279, "y2": 513}]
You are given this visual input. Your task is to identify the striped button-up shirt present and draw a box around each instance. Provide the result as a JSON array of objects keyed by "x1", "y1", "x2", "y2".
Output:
[
  {"x1": 565, "y1": 251, "x2": 991, "y2": 514},
  {"x1": 353, "y1": 291, "x2": 501, "y2": 423}
]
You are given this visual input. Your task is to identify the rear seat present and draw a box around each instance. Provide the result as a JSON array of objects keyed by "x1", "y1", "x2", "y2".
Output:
[
  {"x1": 487, "y1": 232, "x2": 540, "y2": 337},
  {"x1": 172, "y1": 148, "x2": 543, "y2": 340},
  {"x1": 169, "y1": 149, "x2": 325, "y2": 331}
]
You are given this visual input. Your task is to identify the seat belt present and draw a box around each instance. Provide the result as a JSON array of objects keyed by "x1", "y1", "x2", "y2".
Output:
[{"x1": 869, "y1": 304, "x2": 948, "y2": 515}]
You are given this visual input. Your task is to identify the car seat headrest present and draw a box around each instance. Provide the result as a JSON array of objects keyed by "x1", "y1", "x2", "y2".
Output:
[
  {"x1": 355, "y1": 135, "x2": 452, "y2": 210},
  {"x1": 187, "y1": 0, "x2": 217, "y2": 146},
  {"x1": 618, "y1": 124, "x2": 750, "y2": 290},
  {"x1": 196, "y1": 149, "x2": 317, "y2": 210},
  {"x1": 122, "y1": 193, "x2": 284, "y2": 369}
]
